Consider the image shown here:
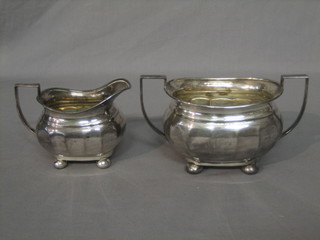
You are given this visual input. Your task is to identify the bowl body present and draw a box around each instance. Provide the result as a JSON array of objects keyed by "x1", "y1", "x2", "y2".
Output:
[
  {"x1": 163, "y1": 77, "x2": 283, "y2": 166},
  {"x1": 164, "y1": 101, "x2": 282, "y2": 166}
]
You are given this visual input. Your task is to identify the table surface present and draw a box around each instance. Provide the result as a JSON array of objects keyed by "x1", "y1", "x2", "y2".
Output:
[{"x1": 1, "y1": 1, "x2": 320, "y2": 239}]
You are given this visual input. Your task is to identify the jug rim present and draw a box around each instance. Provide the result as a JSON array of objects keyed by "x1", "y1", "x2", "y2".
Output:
[
  {"x1": 164, "y1": 77, "x2": 283, "y2": 109},
  {"x1": 36, "y1": 79, "x2": 131, "y2": 113}
]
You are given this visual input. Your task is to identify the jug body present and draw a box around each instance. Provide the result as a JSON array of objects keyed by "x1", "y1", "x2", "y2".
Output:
[
  {"x1": 15, "y1": 79, "x2": 131, "y2": 169},
  {"x1": 36, "y1": 104, "x2": 126, "y2": 167}
]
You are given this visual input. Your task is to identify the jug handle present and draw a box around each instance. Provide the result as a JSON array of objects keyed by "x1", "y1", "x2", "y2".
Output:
[
  {"x1": 140, "y1": 75, "x2": 167, "y2": 138},
  {"x1": 14, "y1": 83, "x2": 41, "y2": 135},
  {"x1": 280, "y1": 74, "x2": 309, "y2": 138}
]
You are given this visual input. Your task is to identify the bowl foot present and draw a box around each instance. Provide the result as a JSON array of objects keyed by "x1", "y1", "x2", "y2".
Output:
[
  {"x1": 186, "y1": 163, "x2": 203, "y2": 174},
  {"x1": 241, "y1": 163, "x2": 259, "y2": 175},
  {"x1": 97, "y1": 158, "x2": 111, "y2": 169},
  {"x1": 54, "y1": 160, "x2": 68, "y2": 169}
]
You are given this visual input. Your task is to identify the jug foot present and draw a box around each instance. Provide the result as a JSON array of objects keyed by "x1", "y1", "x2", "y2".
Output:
[
  {"x1": 54, "y1": 160, "x2": 68, "y2": 169},
  {"x1": 97, "y1": 158, "x2": 111, "y2": 169},
  {"x1": 186, "y1": 163, "x2": 203, "y2": 174},
  {"x1": 241, "y1": 163, "x2": 259, "y2": 175}
]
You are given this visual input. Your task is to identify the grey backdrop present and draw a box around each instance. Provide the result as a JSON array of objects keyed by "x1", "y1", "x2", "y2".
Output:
[{"x1": 1, "y1": 0, "x2": 320, "y2": 239}]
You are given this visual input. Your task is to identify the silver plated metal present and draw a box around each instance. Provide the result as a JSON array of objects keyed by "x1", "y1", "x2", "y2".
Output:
[
  {"x1": 54, "y1": 160, "x2": 68, "y2": 169},
  {"x1": 241, "y1": 163, "x2": 259, "y2": 175},
  {"x1": 140, "y1": 75, "x2": 309, "y2": 174},
  {"x1": 186, "y1": 163, "x2": 204, "y2": 174},
  {"x1": 15, "y1": 79, "x2": 131, "y2": 169},
  {"x1": 96, "y1": 158, "x2": 111, "y2": 169}
]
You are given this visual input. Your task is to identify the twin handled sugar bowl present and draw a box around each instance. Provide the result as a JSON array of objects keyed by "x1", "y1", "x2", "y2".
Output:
[
  {"x1": 140, "y1": 75, "x2": 309, "y2": 174},
  {"x1": 15, "y1": 79, "x2": 131, "y2": 169}
]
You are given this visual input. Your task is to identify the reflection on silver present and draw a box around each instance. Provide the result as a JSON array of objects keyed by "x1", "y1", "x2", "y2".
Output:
[
  {"x1": 15, "y1": 79, "x2": 131, "y2": 169},
  {"x1": 140, "y1": 75, "x2": 309, "y2": 175}
]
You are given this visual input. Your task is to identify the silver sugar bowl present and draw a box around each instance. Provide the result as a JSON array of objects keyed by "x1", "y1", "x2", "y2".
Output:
[
  {"x1": 140, "y1": 75, "x2": 309, "y2": 174},
  {"x1": 15, "y1": 79, "x2": 131, "y2": 169}
]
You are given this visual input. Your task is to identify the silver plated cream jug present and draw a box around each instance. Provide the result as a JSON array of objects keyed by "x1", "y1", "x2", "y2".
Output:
[
  {"x1": 15, "y1": 79, "x2": 131, "y2": 169},
  {"x1": 140, "y1": 75, "x2": 309, "y2": 175}
]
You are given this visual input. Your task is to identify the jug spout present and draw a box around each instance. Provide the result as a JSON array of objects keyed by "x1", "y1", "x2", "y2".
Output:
[
  {"x1": 103, "y1": 79, "x2": 131, "y2": 102},
  {"x1": 34, "y1": 79, "x2": 131, "y2": 114}
]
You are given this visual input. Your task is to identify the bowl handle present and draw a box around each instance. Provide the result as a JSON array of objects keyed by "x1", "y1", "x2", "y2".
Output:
[
  {"x1": 14, "y1": 83, "x2": 41, "y2": 135},
  {"x1": 140, "y1": 75, "x2": 167, "y2": 139},
  {"x1": 280, "y1": 74, "x2": 309, "y2": 138}
]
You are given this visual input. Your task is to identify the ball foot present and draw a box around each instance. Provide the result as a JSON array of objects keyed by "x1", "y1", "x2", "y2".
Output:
[
  {"x1": 54, "y1": 160, "x2": 67, "y2": 169},
  {"x1": 186, "y1": 163, "x2": 203, "y2": 174},
  {"x1": 97, "y1": 158, "x2": 111, "y2": 169},
  {"x1": 241, "y1": 163, "x2": 259, "y2": 175}
]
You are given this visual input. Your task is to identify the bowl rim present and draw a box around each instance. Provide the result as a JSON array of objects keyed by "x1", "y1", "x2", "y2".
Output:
[{"x1": 164, "y1": 77, "x2": 283, "y2": 109}]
